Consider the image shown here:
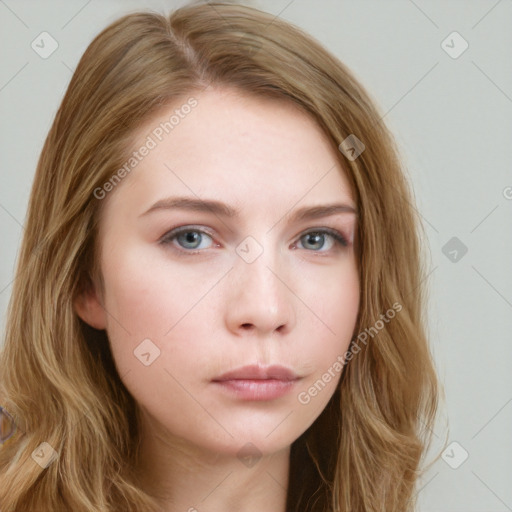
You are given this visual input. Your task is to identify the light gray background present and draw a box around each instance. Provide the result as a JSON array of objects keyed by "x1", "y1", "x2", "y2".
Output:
[{"x1": 1, "y1": 1, "x2": 511, "y2": 510}]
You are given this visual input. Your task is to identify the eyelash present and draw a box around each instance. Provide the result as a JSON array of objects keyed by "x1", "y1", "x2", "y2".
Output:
[{"x1": 159, "y1": 225, "x2": 349, "y2": 256}]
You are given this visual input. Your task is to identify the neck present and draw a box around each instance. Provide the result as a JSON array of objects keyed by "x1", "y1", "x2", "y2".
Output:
[{"x1": 135, "y1": 413, "x2": 290, "y2": 512}]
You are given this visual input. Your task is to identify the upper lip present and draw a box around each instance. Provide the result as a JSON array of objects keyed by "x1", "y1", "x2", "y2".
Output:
[{"x1": 212, "y1": 364, "x2": 299, "y2": 382}]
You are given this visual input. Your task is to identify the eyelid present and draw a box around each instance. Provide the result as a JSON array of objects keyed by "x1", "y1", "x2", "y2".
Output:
[
  {"x1": 159, "y1": 224, "x2": 215, "y2": 239},
  {"x1": 158, "y1": 225, "x2": 217, "y2": 249},
  {"x1": 295, "y1": 227, "x2": 349, "y2": 250}
]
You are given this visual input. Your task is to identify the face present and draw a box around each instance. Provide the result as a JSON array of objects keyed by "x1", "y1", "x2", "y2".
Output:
[{"x1": 78, "y1": 87, "x2": 360, "y2": 459}]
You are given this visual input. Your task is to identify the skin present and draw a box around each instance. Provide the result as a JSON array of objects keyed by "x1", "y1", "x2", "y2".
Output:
[{"x1": 75, "y1": 87, "x2": 360, "y2": 512}]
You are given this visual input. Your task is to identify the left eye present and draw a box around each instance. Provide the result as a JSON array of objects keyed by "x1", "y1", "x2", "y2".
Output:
[{"x1": 296, "y1": 229, "x2": 347, "y2": 252}]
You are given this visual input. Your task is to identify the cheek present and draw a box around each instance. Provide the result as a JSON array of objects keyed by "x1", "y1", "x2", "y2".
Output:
[
  {"x1": 298, "y1": 256, "x2": 360, "y2": 347},
  {"x1": 325, "y1": 272, "x2": 360, "y2": 353},
  {"x1": 100, "y1": 247, "x2": 226, "y2": 379},
  {"x1": 293, "y1": 261, "x2": 359, "y2": 401},
  {"x1": 99, "y1": 267, "x2": 219, "y2": 439},
  {"x1": 101, "y1": 245, "x2": 210, "y2": 335}
]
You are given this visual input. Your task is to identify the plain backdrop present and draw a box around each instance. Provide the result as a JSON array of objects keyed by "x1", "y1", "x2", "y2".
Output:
[{"x1": 1, "y1": 1, "x2": 511, "y2": 510}]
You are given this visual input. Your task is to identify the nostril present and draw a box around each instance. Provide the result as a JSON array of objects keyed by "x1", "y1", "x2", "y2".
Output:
[{"x1": 241, "y1": 323, "x2": 253, "y2": 330}]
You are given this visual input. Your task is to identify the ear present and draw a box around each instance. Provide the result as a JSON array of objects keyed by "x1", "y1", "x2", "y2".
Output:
[{"x1": 74, "y1": 281, "x2": 107, "y2": 330}]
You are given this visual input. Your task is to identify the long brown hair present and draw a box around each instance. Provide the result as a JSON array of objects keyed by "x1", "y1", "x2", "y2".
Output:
[{"x1": 0, "y1": 3, "x2": 439, "y2": 510}]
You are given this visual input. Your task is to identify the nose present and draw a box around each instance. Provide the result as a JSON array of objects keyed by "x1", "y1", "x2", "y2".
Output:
[{"x1": 224, "y1": 250, "x2": 296, "y2": 337}]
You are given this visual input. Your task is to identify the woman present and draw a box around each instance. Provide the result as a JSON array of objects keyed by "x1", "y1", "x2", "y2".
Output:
[{"x1": 0, "y1": 2, "x2": 439, "y2": 511}]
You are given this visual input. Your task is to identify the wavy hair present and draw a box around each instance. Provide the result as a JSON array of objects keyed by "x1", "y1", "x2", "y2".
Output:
[{"x1": 0, "y1": 2, "x2": 439, "y2": 511}]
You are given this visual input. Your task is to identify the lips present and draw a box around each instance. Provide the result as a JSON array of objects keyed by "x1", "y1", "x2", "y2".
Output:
[
  {"x1": 211, "y1": 364, "x2": 301, "y2": 401},
  {"x1": 212, "y1": 364, "x2": 299, "y2": 382}
]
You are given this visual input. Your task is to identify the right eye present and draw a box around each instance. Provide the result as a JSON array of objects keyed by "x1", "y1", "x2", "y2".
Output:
[{"x1": 160, "y1": 226, "x2": 216, "y2": 253}]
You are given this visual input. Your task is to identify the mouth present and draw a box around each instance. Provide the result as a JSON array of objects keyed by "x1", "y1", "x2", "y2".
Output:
[
  {"x1": 213, "y1": 364, "x2": 299, "y2": 382},
  {"x1": 211, "y1": 364, "x2": 301, "y2": 401}
]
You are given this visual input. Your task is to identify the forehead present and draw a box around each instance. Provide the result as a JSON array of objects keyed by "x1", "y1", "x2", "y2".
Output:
[{"x1": 105, "y1": 87, "x2": 355, "y2": 218}]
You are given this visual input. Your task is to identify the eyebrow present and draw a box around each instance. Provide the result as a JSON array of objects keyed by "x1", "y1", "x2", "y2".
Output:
[{"x1": 140, "y1": 196, "x2": 358, "y2": 222}]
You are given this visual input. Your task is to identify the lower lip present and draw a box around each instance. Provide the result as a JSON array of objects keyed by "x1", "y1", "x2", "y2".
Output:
[{"x1": 212, "y1": 379, "x2": 299, "y2": 401}]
